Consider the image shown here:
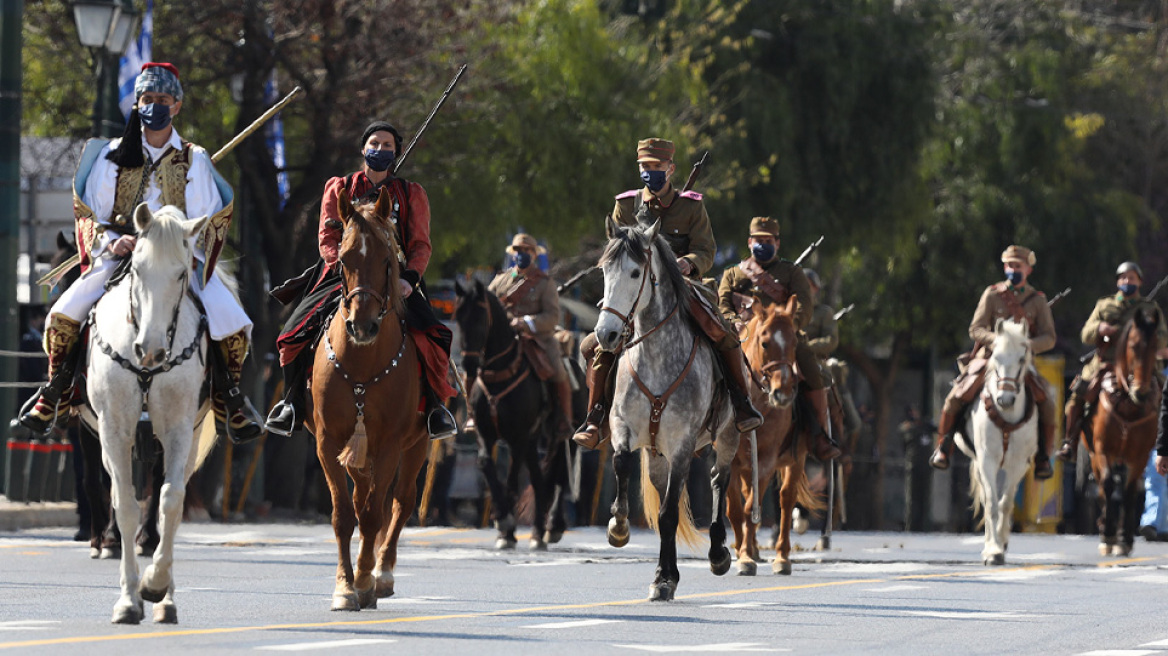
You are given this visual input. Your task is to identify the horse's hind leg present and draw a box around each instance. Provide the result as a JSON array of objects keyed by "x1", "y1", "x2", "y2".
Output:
[
  {"x1": 1119, "y1": 466, "x2": 1142, "y2": 556},
  {"x1": 541, "y1": 438, "x2": 570, "y2": 544},
  {"x1": 78, "y1": 423, "x2": 111, "y2": 559},
  {"x1": 352, "y1": 469, "x2": 386, "y2": 610},
  {"x1": 774, "y1": 462, "x2": 799, "y2": 575},
  {"x1": 376, "y1": 436, "x2": 428, "y2": 599},
  {"x1": 726, "y1": 464, "x2": 752, "y2": 575},
  {"x1": 607, "y1": 446, "x2": 637, "y2": 548},
  {"x1": 524, "y1": 441, "x2": 549, "y2": 551},
  {"x1": 1100, "y1": 465, "x2": 1122, "y2": 556},
  {"x1": 136, "y1": 457, "x2": 164, "y2": 557},
  {"x1": 707, "y1": 429, "x2": 739, "y2": 576},
  {"x1": 477, "y1": 433, "x2": 516, "y2": 549}
]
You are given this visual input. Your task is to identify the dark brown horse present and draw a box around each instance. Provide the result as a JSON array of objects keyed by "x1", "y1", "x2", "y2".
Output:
[
  {"x1": 1091, "y1": 308, "x2": 1162, "y2": 557},
  {"x1": 305, "y1": 187, "x2": 429, "y2": 611},
  {"x1": 728, "y1": 296, "x2": 822, "y2": 575}
]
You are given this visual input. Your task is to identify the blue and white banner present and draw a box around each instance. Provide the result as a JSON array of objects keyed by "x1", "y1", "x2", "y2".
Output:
[
  {"x1": 117, "y1": 0, "x2": 153, "y2": 119},
  {"x1": 264, "y1": 71, "x2": 290, "y2": 209}
]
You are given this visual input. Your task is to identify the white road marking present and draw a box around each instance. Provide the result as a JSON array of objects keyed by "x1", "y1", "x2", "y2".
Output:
[
  {"x1": 257, "y1": 638, "x2": 397, "y2": 651},
  {"x1": 961, "y1": 536, "x2": 986, "y2": 545},
  {"x1": 902, "y1": 610, "x2": 1045, "y2": 620},
  {"x1": 862, "y1": 585, "x2": 928, "y2": 592},
  {"x1": 825, "y1": 562, "x2": 931, "y2": 574},
  {"x1": 702, "y1": 602, "x2": 782, "y2": 609},
  {"x1": 1007, "y1": 552, "x2": 1065, "y2": 561},
  {"x1": 976, "y1": 569, "x2": 1060, "y2": 582},
  {"x1": 380, "y1": 596, "x2": 450, "y2": 605},
  {"x1": 0, "y1": 620, "x2": 60, "y2": 632},
  {"x1": 1123, "y1": 574, "x2": 1168, "y2": 584},
  {"x1": 1078, "y1": 651, "x2": 1159, "y2": 656},
  {"x1": 1140, "y1": 639, "x2": 1168, "y2": 646},
  {"x1": 522, "y1": 619, "x2": 622, "y2": 629},
  {"x1": 614, "y1": 643, "x2": 787, "y2": 653}
]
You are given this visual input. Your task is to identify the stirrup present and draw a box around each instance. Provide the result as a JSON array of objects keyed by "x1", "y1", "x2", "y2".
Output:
[
  {"x1": 225, "y1": 396, "x2": 265, "y2": 445},
  {"x1": 264, "y1": 401, "x2": 298, "y2": 437},
  {"x1": 15, "y1": 387, "x2": 63, "y2": 437},
  {"x1": 572, "y1": 424, "x2": 608, "y2": 450},
  {"x1": 929, "y1": 448, "x2": 950, "y2": 471},
  {"x1": 1033, "y1": 456, "x2": 1054, "y2": 480},
  {"x1": 427, "y1": 405, "x2": 457, "y2": 440}
]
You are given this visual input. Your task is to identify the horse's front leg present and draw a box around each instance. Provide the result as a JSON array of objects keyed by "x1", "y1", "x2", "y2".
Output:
[
  {"x1": 139, "y1": 428, "x2": 193, "y2": 623},
  {"x1": 1099, "y1": 464, "x2": 1122, "y2": 556},
  {"x1": 976, "y1": 460, "x2": 1005, "y2": 566},
  {"x1": 1119, "y1": 466, "x2": 1143, "y2": 556},
  {"x1": 607, "y1": 437, "x2": 637, "y2": 548},
  {"x1": 726, "y1": 461, "x2": 752, "y2": 575},
  {"x1": 707, "y1": 428, "x2": 739, "y2": 576},
  {"x1": 523, "y1": 439, "x2": 549, "y2": 551},
  {"x1": 353, "y1": 456, "x2": 392, "y2": 610},
  {"x1": 101, "y1": 435, "x2": 143, "y2": 624},
  {"x1": 650, "y1": 455, "x2": 687, "y2": 601},
  {"x1": 318, "y1": 438, "x2": 359, "y2": 611},
  {"x1": 476, "y1": 425, "x2": 516, "y2": 549}
]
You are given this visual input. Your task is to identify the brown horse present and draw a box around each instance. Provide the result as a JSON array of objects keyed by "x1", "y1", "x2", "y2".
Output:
[
  {"x1": 727, "y1": 296, "x2": 823, "y2": 576},
  {"x1": 1090, "y1": 308, "x2": 1162, "y2": 557},
  {"x1": 304, "y1": 187, "x2": 429, "y2": 611}
]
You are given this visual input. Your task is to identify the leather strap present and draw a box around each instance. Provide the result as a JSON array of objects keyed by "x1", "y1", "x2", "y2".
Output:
[
  {"x1": 982, "y1": 390, "x2": 1036, "y2": 466},
  {"x1": 499, "y1": 274, "x2": 542, "y2": 309},
  {"x1": 739, "y1": 259, "x2": 788, "y2": 304},
  {"x1": 626, "y1": 335, "x2": 700, "y2": 454}
]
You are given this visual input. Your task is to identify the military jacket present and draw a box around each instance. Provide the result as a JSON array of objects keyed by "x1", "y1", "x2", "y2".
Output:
[
  {"x1": 804, "y1": 303, "x2": 839, "y2": 359},
  {"x1": 969, "y1": 282, "x2": 1056, "y2": 356},
  {"x1": 717, "y1": 256, "x2": 813, "y2": 330},
  {"x1": 488, "y1": 267, "x2": 560, "y2": 338},
  {"x1": 611, "y1": 186, "x2": 716, "y2": 276},
  {"x1": 1081, "y1": 292, "x2": 1168, "y2": 363}
]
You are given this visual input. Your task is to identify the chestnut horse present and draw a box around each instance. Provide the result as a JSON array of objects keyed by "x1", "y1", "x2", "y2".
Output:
[
  {"x1": 1090, "y1": 308, "x2": 1162, "y2": 557},
  {"x1": 728, "y1": 297, "x2": 822, "y2": 576},
  {"x1": 305, "y1": 187, "x2": 429, "y2": 611}
]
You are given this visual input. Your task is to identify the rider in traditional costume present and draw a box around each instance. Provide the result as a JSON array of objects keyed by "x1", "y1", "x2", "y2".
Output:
[
  {"x1": 487, "y1": 234, "x2": 573, "y2": 437},
  {"x1": 265, "y1": 121, "x2": 457, "y2": 440},
  {"x1": 930, "y1": 245, "x2": 1057, "y2": 478},
  {"x1": 716, "y1": 219, "x2": 842, "y2": 462},
  {"x1": 572, "y1": 138, "x2": 763, "y2": 449},
  {"x1": 1058, "y1": 261, "x2": 1168, "y2": 462},
  {"x1": 12, "y1": 62, "x2": 263, "y2": 443}
]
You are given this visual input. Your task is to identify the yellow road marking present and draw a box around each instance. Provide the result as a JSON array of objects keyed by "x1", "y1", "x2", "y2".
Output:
[
  {"x1": 1097, "y1": 554, "x2": 1168, "y2": 567},
  {"x1": 0, "y1": 565, "x2": 1069, "y2": 650}
]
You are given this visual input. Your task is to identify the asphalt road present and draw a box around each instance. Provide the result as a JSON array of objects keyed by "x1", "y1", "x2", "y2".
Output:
[{"x1": 3, "y1": 523, "x2": 1168, "y2": 654}]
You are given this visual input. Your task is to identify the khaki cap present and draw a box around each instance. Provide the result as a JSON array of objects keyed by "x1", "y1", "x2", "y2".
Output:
[
  {"x1": 1001, "y1": 245, "x2": 1036, "y2": 266},
  {"x1": 749, "y1": 217, "x2": 780, "y2": 237},
  {"x1": 637, "y1": 138, "x2": 675, "y2": 163},
  {"x1": 506, "y1": 233, "x2": 546, "y2": 255}
]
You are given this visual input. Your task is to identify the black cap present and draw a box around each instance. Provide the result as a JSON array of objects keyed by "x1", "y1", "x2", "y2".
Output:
[{"x1": 360, "y1": 121, "x2": 403, "y2": 152}]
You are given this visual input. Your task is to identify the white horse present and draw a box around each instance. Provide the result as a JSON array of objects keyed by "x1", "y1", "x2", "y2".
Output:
[
  {"x1": 954, "y1": 318, "x2": 1038, "y2": 566},
  {"x1": 86, "y1": 203, "x2": 218, "y2": 624},
  {"x1": 595, "y1": 218, "x2": 740, "y2": 601}
]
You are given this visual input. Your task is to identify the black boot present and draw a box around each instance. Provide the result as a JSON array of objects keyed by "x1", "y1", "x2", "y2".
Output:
[
  {"x1": 425, "y1": 387, "x2": 457, "y2": 440},
  {"x1": 719, "y1": 346, "x2": 764, "y2": 433},
  {"x1": 13, "y1": 315, "x2": 82, "y2": 436},
  {"x1": 265, "y1": 354, "x2": 309, "y2": 437},
  {"x1": 210, "y1": 332, "x2": 264, "y2": 445}
]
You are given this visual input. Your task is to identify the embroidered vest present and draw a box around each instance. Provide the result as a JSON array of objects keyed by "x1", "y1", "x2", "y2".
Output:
[{"x1": 110, "y1": 143, "x2": 192, "y2": 233}]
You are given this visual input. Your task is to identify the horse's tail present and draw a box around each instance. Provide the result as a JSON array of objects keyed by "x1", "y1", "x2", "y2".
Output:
[
  {"x1": 968, "y1": 458, "x2": 987, "y2": 529},
  {"x1": 781, "y1": 462, "x2": 827, "y2": 518},
  {"x1": 192, "y1": 400, "x2": 219, "y2": 472},
  {"x1": 640, "y1": 450, "x2": 703, "y2": 551}
]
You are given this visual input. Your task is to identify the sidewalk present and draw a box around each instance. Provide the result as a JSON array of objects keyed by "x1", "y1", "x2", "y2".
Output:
[{"x1": 0, "y1": 494, "x2": 77, "y2": 532}]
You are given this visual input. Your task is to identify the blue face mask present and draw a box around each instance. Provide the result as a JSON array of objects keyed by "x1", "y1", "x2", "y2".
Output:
[
  {"x1": 751, "y1": 242, "x2": 776, "y2": 262},
  {"x1": 1005, "y1": 269, "x2": 1023, "y2": 286},
  {"x1": 640, "y1": 169, "x2": 667, "y2": 193},
  {"x1": 364, "y1": 148, "x2": 396, "y2": 172},
  {"x1": 514, "y1": 251, "x2": 533, "y2": 270},
  {"x1": 138, "y1": 103, "x2": 172, "y2": 131},
  {"x1": 1119, "y1": 283, "x2": 1138, "y2": 297}
]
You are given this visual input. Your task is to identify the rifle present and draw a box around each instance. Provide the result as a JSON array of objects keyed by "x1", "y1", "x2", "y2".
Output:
[
  {"x1": 794, "y1": 236, "x2": 825, "y2": 267},
  {"x1": 1079, "y1": 273, "x2": 1168, "y2": 363},
  {"x1": 38, "y1": 86, "x2": 306, "y2": 288},
  {"x1": 394, "y1": 64, "x2": 468, "y2": 174},
  {"x1": 1047, "y1": 287, "x2": 1071, "y2": 308},
  {"x1": 832, "y1": 304, "x2": 855, "y2": 321},
  {"x1": 557, "y1": 267, "x2": 598, "y2": 295},
  {"x1": 682, "y1": 151, "x2": 709, "y2": 194}
]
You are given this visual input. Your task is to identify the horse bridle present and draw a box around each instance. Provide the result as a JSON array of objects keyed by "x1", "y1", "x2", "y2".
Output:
[
  {"x1": 599, "y1": 243, "x2": 678, "y2": 348},
  {"x1": 127, "y1": 265, "x2": 189, "y2": 362},
  {"x1": 336, "y1": 224, "x2": 394, "y2": 328}
]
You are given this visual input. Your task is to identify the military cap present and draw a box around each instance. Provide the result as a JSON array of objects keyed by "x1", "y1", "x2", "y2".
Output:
[
  {"x1": 749, "y1": 217, "x2": 780, "y2": 238},
  {"x1": 135, "y1": 62, "x2": 183, "y2": 101},
  {"x1": 1000, "y1": 244, "x2": 1036, "y2": 266},
  {"x1": 506, "y1": 233, "x2": 546, "y2": 255},
  {"x1": 637, "y1": 138, "x2": 675, "y2": 163},
  {"x1": 803, "y1": 268, "x2": 822, "y2": 288},
  {"x1": 1117, "y1": 261, "x2": 1144, "y2": 278}
]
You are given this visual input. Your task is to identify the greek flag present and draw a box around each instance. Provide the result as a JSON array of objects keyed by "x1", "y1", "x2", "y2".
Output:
[{"x1": 116, "y1": 0, "x2": 153, "y2": 119}]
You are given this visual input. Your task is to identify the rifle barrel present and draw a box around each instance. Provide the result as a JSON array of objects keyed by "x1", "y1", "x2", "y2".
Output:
[{"x1": 394, "y1": 64, "x2": 468, "y2": 174}]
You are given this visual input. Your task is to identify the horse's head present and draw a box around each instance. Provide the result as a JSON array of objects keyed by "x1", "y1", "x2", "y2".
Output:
[
  {"x1": 453, "y1": 277, "x2": 496, "y2": 383},
  {"x1": 988, "y1": 317, "x2": 1031, "y2": 410},
  {"x1": 595, "y1": 217, "x2": 686, "y2": 352},
  {"x1": 334, "y1": 187, "x2": 402, "y2": 345},
  {"x1": 129, "y1": 203, "x2": 206, "y2": 367},
  {"x1": 744, "y1": 295, "x2": 799, "y2": 408},
  {"x1": 1117, "y1": 307, "x2": 1160, "y2": 404}
]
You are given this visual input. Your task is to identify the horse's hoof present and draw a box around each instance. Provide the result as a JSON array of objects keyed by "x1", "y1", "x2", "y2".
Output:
[
  {"x1": 374, "y1": 571, "x2": 395, "y2": 599},
  {"x1": 139, "y1": 583, "x2": 167, "y2": 604},
  {"x1": 773, "y1": 559, "x2": 792, "y2": 575},
  {"x1": 815, "y1": 536, "x2": 831, "y2": 551},
  {"x1": 529, "y1": 538, "x2": 548, "y2": 552},
  {"x1": 709, "y1": 548, "x2": 732, "y2": 576},
  {"x1": 648, "y1": 580, "x2": 677, "y2": 602},
  {"x1": 136, "y1": 543, "x2": 157, "y2": 558},
  {"x1": 90, "y1": 547, "x2": 100, "y2": 559},
  {"x1": 983, "y1": 553, "x2": 1005, "y2": 566},
  {"x1": 607, "y1": 517, "x2": 629, "y2": 548},
  {"x1": 544, "y1": 530, "x2": 564, "y2": 545},
  {"x1": 736, "y1": 559, "x2": 757, "y2": 576},
  {"x1": 111, "y1": 603, "x2": 143, "y2": 625},
  {"x1": 152, "y1": 603, "x2": 177, "y2": 624},
  {"x1": 1099, "y1": 543, "x2": 1112, "y2": 556},
  {"x1": 331, "y1": 593, "x2": 360, "y2": 611},
  {"x1": 495, "y1": 537, "x2": 517, "y2": 550},
  {"x1": 792, "y1": 509, "x2": 809, "y2": 535},
  {"x1": 1113, "y1": 543, "x2": 1133, "y2": 557},
  {"x1": 100, "y1": 546, "x2": 119, "y2": 560},
  {"x1": 357, "y1": 587, "x2": 377, "y2": 610}
]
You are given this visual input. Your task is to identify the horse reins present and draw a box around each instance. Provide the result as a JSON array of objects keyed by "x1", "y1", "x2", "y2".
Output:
[
  {"x1": 981, "y1": 365, "x2": 1035, "y2": 467},
  {"x1": 336, "y1": 223, "x2": 394, "y2": 328},
  {"x1": 460, "y1": 296, "x2": 532, "y2": 436}
]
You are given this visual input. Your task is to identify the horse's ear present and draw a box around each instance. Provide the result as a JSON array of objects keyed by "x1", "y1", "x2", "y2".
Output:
[
  {"x1": 373, "y1": 186, "x2": 392, "y2": 221},
  {"x1": 133, "y1": 203, "x2": 153, "y2": 234},
  {"x1": 1019, "y1": 319, "x2": 1030, "y2": 338},
  {"x1": 994, "y1": 317, "x2": 1004, "y2": 333},
  {"x1": 56, "y1": 230, "x2": 73, "y2": 251},
  {"x1": 784, "y1": 294, "x2": 798, "y2": 316},
  {"x1": 454, "y1": 277, "x2": 467, "y2": 297},
  {"x1": 604, "y1": 214, "x2": 620, "y2": 239},
  {"x1": 336, "y1": 188, "x2": 354, "y2": 223},
  {"x1": 645, "y1": 218, "x2": 662, "y2": 242},
  {"x1": 182, "y1": 215, "x2": 210, "y2": 240}
]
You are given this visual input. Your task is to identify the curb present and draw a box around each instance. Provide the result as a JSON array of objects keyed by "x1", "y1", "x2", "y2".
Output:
[{"x1": 0, "y1": 496, "x2": 77, "y2": 532}]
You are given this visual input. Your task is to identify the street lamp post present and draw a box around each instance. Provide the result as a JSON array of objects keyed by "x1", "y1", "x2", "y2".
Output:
[{"x1": 72, "y1": 0, "x2": 139, "y2": 138}]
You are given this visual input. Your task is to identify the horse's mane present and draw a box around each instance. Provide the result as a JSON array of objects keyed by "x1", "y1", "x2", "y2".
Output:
[
  {"x1": 135, "y1": 205, "x2": 191, "y2": 266},
  {"x1": 1115, "y1": 306, "x2": 1159, "y2": 383},
  {"x1": 599, "y1": 223, "x2": 693, "y2": 322},
  {"x1": 347, "y1": 197, "x2": 404, "y2": 313}
]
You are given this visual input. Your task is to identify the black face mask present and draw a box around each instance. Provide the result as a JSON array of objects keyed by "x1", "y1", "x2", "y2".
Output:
[{"x1": 139, "y1": 103, "x2": 172, "y2": 131}]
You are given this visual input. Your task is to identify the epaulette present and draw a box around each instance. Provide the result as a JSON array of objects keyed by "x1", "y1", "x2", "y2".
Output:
[
  {"x1": 679, "y1": 190, "x2": 703, "y2": 201},
  {"x1": 990, "y1": 282, "x2": 1008, "y2": 293},
  {"x1": 615, "y1": 189, "x2": 639, "y2": 200}
]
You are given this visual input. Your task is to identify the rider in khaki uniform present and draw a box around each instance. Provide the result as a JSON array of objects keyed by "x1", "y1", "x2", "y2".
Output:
[
  {"x1": 716, "y1": 218, "x2": 842, "y2": 461},
  {"x1": 572, "y1": 138, "x2": 763, "y2": 449},
  {"x1": 487, "y1": 233, "x2": 573, "y2": 437},
  {"x1": 930, "y1": 245, "x2": 1058, "y2": 478},
  {"x1": 1058, "y1": 261, "x2": 1168, "y2": 462},
  {"x1": 802, "y1": 269, "x2": 839, "y2": 362}
]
